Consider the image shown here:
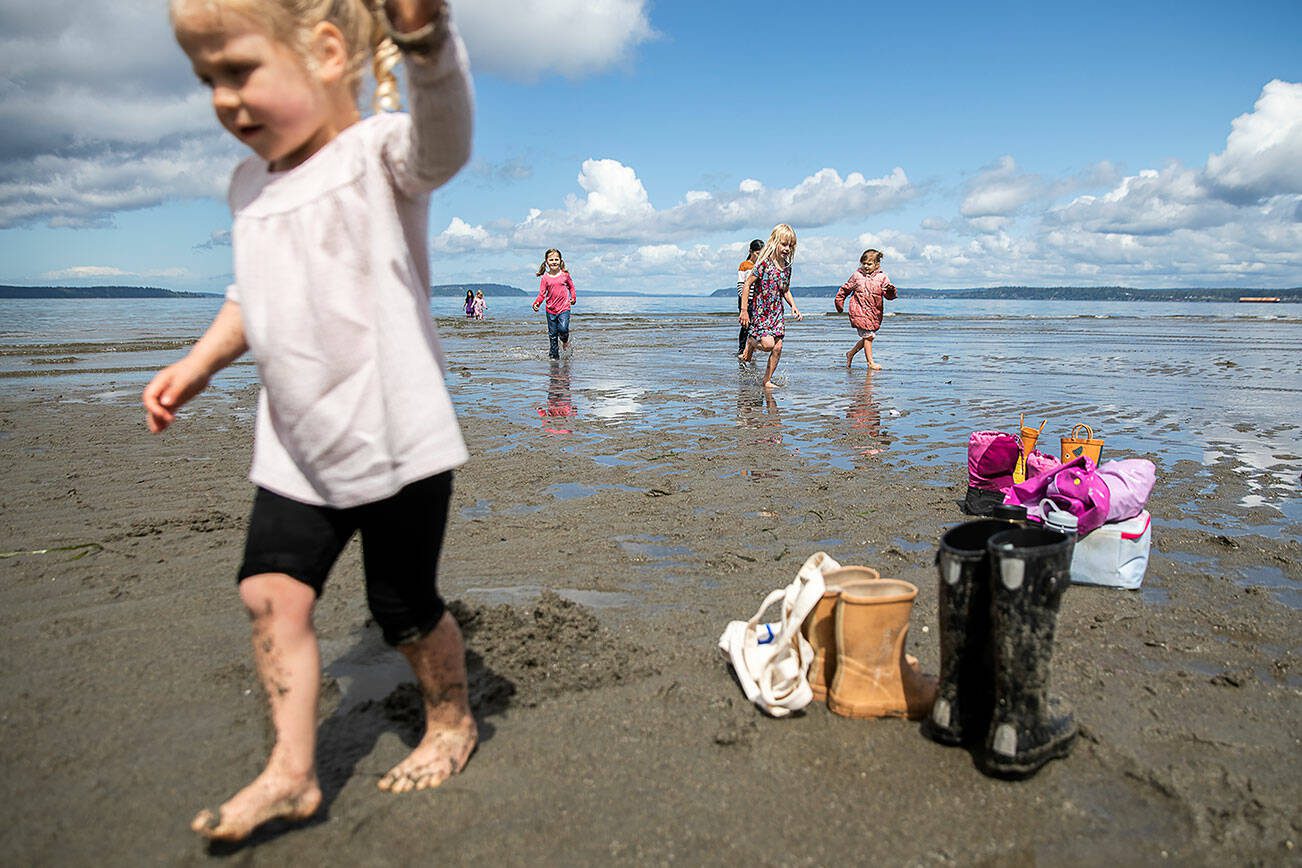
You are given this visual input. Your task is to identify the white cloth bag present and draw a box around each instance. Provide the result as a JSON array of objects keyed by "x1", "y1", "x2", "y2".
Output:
[
  {"x1": 717, "y1": 552, "x2": 837, "y2": 717},
  {"x1": 1070, "y1": 510, "x2": 1153, "y2": 589}
]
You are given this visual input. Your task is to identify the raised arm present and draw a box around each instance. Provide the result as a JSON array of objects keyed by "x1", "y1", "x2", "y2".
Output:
[
  {"x1": 143, "y1": 300, "x2": 248, "y2": 433},
  {"x1": 384, "y1": 0, "x2": 474, "y2": 195}
]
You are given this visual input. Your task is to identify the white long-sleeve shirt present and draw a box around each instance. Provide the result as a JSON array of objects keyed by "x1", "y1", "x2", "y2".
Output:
[{"x1": 226, "y1": 32, "x2": 473, "y2": 507}]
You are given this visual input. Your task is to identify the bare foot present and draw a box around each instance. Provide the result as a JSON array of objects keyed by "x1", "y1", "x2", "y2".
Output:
[
  {"x1": 845, "y1": 350, "x2": 854, "y2": 368},
  {"x1": 191, "y1": 770, "x2": 321, "y2": 842},
  {"x1": 378, "y1": 719, "x2": 478, "y2": 793},
  {"x1": 869, "y1": 362, "x2": 883, "y2": 370},
  {"x1": 763, "y1": 380, "x2": 780, "y2": 390}
]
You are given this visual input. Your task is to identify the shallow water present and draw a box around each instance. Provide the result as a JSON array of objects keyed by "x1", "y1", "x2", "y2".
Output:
[{"x1": 4, "y1": 296, "x2": 1300, "y2": 550}]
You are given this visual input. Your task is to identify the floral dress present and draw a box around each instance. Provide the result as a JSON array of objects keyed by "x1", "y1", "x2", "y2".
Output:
[{"x1": 748, "y1": 259, "x2": 791, "y2": 341}]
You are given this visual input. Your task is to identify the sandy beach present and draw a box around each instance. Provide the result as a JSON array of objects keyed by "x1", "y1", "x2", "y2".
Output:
[{"x1": 1, "y1": 313, "x2": 1299, "y2": 866}]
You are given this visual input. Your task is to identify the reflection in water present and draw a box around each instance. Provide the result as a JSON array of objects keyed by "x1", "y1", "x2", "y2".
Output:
[
  {"x1": 539, "y1": 359, "x2": 575, "y2": 434},
  {"x1": 736, "y1": 388, "x2": 782, "y2": 444},
  {"x1": 847, "y1": 373, "x2": 890, "y2": 458}
]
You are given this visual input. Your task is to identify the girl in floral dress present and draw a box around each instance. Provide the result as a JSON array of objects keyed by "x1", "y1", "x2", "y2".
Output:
[{"x1": 739, "y1": 223, "x2": 803, "y2": 389}]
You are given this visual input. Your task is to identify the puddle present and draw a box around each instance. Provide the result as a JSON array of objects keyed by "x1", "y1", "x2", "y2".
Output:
[
  {"x1": 1140, "y1": 584, "x2": 1170, "y2": 605},
  {"x1": 547, "y1": 482, "x2": 596, "y2": 500},
  {"x1": 459, "y1": 498, "x2": 493, "y2": 520},
  {"x1": 593, "y1": 454, "x2": 636, "y2": 467},
  {"x1": 616, "y1": 535, "x2": 693, "y2": 561},
  {"x1": 890, "y1": 536, "x2": 934, "y2": 553},
  {"x1": 1236, "y1": 564, "x2": 1302, "y2": 609}
]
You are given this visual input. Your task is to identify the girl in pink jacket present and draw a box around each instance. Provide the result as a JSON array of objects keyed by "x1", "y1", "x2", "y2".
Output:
[{"x1": 834, "y1": 249, "x2": 897, "y2": 370}]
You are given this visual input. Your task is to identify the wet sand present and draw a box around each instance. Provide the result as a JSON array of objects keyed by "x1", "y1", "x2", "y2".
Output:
[{"x1": 0, "y1": 346, "x2": 1299, "y2": 864}]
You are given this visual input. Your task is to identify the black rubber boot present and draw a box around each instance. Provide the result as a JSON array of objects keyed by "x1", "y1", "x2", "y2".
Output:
[
  {"x1": 921, "y1": 519, "x2": 1010, "y2": 747},
  {"x1": 980, "y1": 526, "x2": 1077, "y2": 778}
]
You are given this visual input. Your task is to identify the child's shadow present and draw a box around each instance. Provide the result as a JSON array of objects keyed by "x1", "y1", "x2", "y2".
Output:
[{"x1": 207, "y1": 606, "x2": 514, "y2": 855}]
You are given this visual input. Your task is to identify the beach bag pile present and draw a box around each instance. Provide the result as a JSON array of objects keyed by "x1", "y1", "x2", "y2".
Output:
[{"x1": 961, "y1": 423, "x2": 1156, "y2": 589}]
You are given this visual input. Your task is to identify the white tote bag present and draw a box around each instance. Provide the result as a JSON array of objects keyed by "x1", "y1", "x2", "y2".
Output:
[{"x1": 717, "y1": 552, "x2": 836, "y2": 717}]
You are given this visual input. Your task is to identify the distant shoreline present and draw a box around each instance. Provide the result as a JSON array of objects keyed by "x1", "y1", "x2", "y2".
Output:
[{"x1": 4, "y1": 284, "x2": 1300, "y2": 303}]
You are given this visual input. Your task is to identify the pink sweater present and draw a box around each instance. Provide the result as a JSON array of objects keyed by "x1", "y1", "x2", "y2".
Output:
[
  {"x1": 535, "y1": 272, "x2": 576, "y2": 314},
  {"x1": 834, "y1": 268, "x2": 896, "y2": 332}
]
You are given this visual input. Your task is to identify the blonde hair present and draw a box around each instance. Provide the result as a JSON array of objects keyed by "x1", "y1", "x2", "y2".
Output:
[
  {"x1": 536, "y1": 249, "x2": 568, "y2": 276},
  {"x1": 754, "y1": 224, "x2": 797, "y2": 269},
  {"x1": 860, "y1": 248, "x2": 883, "y2": 265},
  {"x1": 170, "y1": 0, "x2": 403, "y2": 112}
]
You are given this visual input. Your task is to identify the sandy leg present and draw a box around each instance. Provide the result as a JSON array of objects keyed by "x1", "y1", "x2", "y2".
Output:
[
  {"x1": 761, "y1": 339, "x2": 783, "y2": 389},
  {"x1": 193, "y1": 574, "x2": 323, "y2": 841},
  {"x1": 379, "y1": 611, "x2": 478, "y2": 793}
]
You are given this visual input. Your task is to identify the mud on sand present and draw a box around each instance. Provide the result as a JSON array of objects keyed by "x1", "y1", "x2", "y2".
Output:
[{"x1": 0, "y1": 392, "x2": 1298, "y2": 865}]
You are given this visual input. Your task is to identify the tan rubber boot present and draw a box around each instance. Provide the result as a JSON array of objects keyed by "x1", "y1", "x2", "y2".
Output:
[
  {"x1": 801, "y1": 566, "x2": 880, "y2": 701},
  {"x1": 828, "y1": 579, "x2": 938, "y2": 719}
]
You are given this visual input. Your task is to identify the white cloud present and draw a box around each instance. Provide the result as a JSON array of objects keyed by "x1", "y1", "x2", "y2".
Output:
[
  {"x1": 453, "y1": 0, "x2": 654, "y2": 81},
  {"x1": 1204, "y1": 80, "x2": 1302, "y2": 204},
  {"x1": 483, "y1": 159, "x2": 915, "y2": 248},
  {"x1": 42, "y1": 265, "x2": 190, "y2": 281},
  {"x1": 961, "y1": 156, "x2": 1044, "y2": 218},
  {"x1": 41, "y1": 266, "x2": 130, "y2": 279},
  {"x1": 0, "y1": 139, "x2": 234, "y2": 229},
  {"x1": 432, "y1": 216, "x2": 508, "y2": 253}
]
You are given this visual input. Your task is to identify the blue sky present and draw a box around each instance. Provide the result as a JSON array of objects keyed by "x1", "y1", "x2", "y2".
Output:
[{"x1": 1, "y1": 0, "x2": 1299, "y2": 293}]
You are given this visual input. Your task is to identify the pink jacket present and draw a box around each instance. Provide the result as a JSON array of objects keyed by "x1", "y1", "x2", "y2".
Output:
[
  {"x1": 834, "y1": 268, "x2": 896, "y2": 332},
  {"x1": 535, "y1": 272, "x2": 576, "y2": 314}
]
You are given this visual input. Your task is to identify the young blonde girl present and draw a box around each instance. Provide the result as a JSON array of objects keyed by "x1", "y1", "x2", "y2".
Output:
[
  {"x1": 143, "y1": 0, "x2": 475, "y2": 842},
  {"x1": 834, "y1": 248, "x2": 897, "y2": 370},
  {"x1": 532, "y1": 248, "x2": 577, "y2": 359},
  {"x1": 739, "y1": 223, "x2": 803, "y2": 389},
  {"x1": 473, "y1": 289, "x2": 486, "y2": 319}
]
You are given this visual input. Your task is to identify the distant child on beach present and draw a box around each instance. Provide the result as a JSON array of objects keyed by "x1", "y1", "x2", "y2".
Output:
[
  {"x1": 464, "y1": 289, "x2": 476, "y2": 318},
  {"x1": 735, "y1": 238, "x2": 763, "y2": 358},
  {"x1": 532, "y1": 248, "x2": 577, "y2": 359},
  {"x1": 834, "y1": 248, "x2": 897, "y2": 370},
  {"x1": 142, "y1": 0, "x2": 476, "y2": 843},
  {"x1": 739, "y1": 223, "x2": 803, "y2": 389},
  {"x1": 473, "y1": 289, "x2": 486, "y2": 319}
]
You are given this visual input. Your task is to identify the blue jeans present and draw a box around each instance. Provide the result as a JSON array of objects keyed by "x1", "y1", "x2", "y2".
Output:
[{"x1": 546, "y1": 309, "x2": 571, "y2": 359}]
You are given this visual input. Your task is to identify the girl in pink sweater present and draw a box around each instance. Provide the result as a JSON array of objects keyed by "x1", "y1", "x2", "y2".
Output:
[
  {"x1": 834, "y1": 249, "x2": 897, "y2": 370},
  {"x1": 532, "y1": 248, "x2": 577, "y2": 359}
]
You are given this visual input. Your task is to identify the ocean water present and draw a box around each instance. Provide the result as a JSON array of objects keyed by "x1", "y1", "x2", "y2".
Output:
[{"x1": 4, "y1": 294, "x2": 1300, "y2": 544}]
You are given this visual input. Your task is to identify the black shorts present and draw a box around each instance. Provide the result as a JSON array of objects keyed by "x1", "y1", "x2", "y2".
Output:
[{"x1": 238, "y1": 471, "x2": 453, "y2": 646}]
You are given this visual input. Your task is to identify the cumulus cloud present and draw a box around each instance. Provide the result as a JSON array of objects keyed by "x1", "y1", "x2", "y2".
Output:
[
  {"x1": 961, "y1": 156, "x2": 1044, "y2": 218},
  {"x1": 0, "y1": 139, "x2": 234, "y2": 229},
  {"x1": 433, "y1": 158, "x2": 916, "y2": 252},
  {"x1": 453, "y1": 0, "x2": 654, "y2": 81},
  {"x1": 0, "y1": 1, "x2": 235, "y2": 228},
  {"x1": 1203, "y1": 79, "x2": 1302, "y2": 204},
  {"x1": 41, "y1": 265, "x2": 190, "y2": 281},
  {"x1": 432, "y1": 217, "x2": 508, "y2": 253}
]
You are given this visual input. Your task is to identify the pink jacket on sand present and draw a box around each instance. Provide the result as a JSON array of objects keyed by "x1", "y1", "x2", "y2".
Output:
[{"x1": 834, "y1": 268, "x2": 896, "y2": 332}]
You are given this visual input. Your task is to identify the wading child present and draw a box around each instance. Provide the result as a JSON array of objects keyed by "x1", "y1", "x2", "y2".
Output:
[
  {"x1": 739, "y1": 224, "x2": 803, "y2": 389},
  {"x1": 473, "y1": 289, "x2": 486, "y2": 319},
  {"x1": 464, "y1": 289, "x2": 475, "y2": 318},
  {"x1": 735, "y1": 238, "x2": 763, "y2": 359},
  {"x1": 143, "y1": 0, "x2": 476, "y2": 842},
  {"x1": 834, "y1": 248, "x2": 897, "y2": 370},
  {"x1": 532, "y1": 248, "x2": 577, "y2": 359}
]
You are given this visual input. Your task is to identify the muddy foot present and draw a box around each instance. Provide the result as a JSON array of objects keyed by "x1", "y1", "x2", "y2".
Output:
[
  {"x1": 378, "y1": 721, "x2": 478, "y2": 794},
  {"x1": 191, "y1": 771, "x2": 321, "y2": 842}
]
